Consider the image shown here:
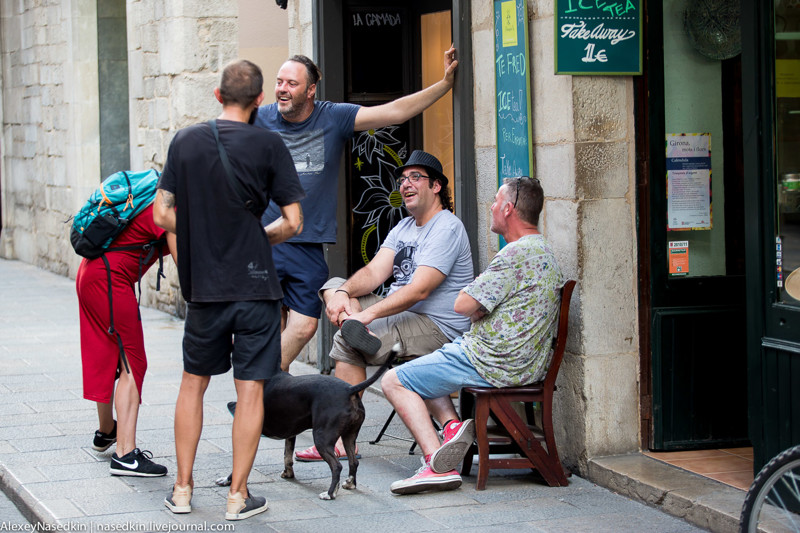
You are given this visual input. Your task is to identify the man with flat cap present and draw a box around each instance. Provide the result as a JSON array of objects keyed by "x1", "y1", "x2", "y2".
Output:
[{"x1": 294, "y1": 150, "x2": 475, "y2": 462}]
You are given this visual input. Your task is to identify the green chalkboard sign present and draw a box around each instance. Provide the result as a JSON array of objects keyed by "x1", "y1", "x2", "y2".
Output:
[
  {"x1": 555, "y1": 0, "x2": 642, "y2": 75},
  {"x1": 494, "y1": 0, "x2": 533, "y2": 186}
]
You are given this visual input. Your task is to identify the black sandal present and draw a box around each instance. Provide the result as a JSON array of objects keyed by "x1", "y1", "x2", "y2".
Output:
[{"x1": 341, "y1": 319, "x2": 382, "y2": 356}]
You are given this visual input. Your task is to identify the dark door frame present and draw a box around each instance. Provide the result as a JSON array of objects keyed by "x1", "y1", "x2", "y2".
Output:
[
  {"x1": 742, "y1": 0, "x2": 800, "y2": 470},
  {"x1": 637, "y1": 0, "x2": 749, "y2": 451},
  {"x1": 311, "y1": 0, "x2": 476, "y2": 369},
  {"x1": 313, "y1": 0, "x2": 476, "y2": 279}
]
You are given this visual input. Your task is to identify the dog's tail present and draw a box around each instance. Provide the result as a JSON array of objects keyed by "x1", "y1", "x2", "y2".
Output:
[{"x1": 347, "y1": 343, "x2": 404, "y2": 396}]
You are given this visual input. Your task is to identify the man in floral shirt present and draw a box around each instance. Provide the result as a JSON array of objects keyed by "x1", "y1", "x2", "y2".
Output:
[{"x1": 381, "y1": 176, "x2": 564, "y2": 495}]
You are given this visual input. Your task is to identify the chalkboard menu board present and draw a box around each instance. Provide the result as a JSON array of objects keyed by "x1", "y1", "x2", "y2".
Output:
[
  {"x1": 494, "y1": 0, "x2": 533, "y2": 186},
  {"x1": 555, "y1": 0, "x2": 642, "y2": 75}
]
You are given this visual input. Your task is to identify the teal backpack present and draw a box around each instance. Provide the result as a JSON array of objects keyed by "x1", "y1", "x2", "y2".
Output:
[
  {"x1": 70, "y1": 169, "x2": 166, "y2": 374},
  {"x1": 70, "y1": 169, "x2": 161, "y2": 258}
]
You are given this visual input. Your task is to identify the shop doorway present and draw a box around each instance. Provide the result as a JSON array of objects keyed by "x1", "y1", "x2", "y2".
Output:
[
  {"x1": 343, "y1": 3, "x2": 453, "y2": 293},
  {"x1": 312, "y1": 0, "x2": 475, "y2": 367},
  {"x1": 638, "y1": 0, "x2": 749, "y2": 451}
]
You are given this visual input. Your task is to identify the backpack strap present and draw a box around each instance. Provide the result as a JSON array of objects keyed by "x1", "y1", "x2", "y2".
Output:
[
  {"x1": 100, "y1": 254, "x2": 131, "y2": 375},
  {"x1": 100, "y1": 236, "x2": 167, "y2": 375},
  {"x1": 208, "y1": 119, "x2": 261, "y2": 217},
  {"x1": 106, "y1": 237, "x2": 167, "y2": 304}
]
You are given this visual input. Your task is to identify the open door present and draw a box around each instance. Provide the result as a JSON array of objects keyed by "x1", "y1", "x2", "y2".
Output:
[
  {"x1": 341, "y1": 1, "x2": 453, "y2": 293},
  {"x1": 313, "y1": 0, "x2": 472, "y2": 370},
  {"x1": 639, "y1": 0, "x2": 749, "y2": 450}
]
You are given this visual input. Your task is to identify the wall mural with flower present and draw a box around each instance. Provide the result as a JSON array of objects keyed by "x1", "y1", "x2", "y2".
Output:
[{"x1": 349, "y1": 122, "x2": 411, "y2": 296}]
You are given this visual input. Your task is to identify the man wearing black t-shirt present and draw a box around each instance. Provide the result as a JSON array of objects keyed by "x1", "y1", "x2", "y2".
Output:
[{"x1": 154, "y1": 60, "x2": 304, "y2": 521}]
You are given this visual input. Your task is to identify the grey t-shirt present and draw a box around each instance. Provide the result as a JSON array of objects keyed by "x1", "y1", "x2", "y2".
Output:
[{"x1": 381, "y1": 210, "x2": 473, "y2": 339}]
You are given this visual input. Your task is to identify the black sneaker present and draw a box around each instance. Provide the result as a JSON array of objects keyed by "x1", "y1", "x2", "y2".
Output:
[
  {"x1": 110, "y1": 448, "x2": 167, "y2": 477},
  {"x1": 92, "y1": 421, "x2": 117, "y2": 452},
  {"x1": 225, "y1": 490, "x2": 268, "y2": 520},
  {"x1": 341, "y1": 319, "x2": 382, "y2": 356}
]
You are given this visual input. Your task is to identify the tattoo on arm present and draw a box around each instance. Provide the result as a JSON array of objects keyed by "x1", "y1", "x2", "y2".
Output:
[
  {"x1": 159, "y1": 190, "x2": 176, "y2": 209},
  {"x1": 294, "y1": 210, "x2": 304, "y2": 236}
]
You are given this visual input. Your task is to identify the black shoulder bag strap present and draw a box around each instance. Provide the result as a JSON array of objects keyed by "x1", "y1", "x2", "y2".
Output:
[
  {"x1": 101, "y1": 236, "x2": 167, "y2": 376},
  {"x1": 208, "y1": 119, "x2": 260, "y2": 217}
]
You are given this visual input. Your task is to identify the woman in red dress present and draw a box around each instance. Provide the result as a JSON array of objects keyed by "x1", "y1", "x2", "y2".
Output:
[{"x1": 76, "y1": 204, "x2": 176, "y2": 477}]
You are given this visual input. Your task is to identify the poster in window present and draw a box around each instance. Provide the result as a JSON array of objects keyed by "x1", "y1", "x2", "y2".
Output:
[{"x1": 666, "y1": 133, "x2": 712, "y2": 231}]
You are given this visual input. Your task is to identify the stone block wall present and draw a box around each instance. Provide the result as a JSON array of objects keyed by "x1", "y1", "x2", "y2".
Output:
[
  {"x1": 0, "y1": 0, "x2": 242, "y2": 317},
  {"x1": 472, "y1": 0, "x2": 640, "y2": 472},
  {"x1": 0, "y1": 0, "x2": 101, "y2": 276},
  {"x1": 126, "y1": 0, "x2": 238, "y2": 315}
]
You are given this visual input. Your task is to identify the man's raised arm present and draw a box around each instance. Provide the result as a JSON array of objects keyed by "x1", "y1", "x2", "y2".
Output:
[{"x1": 353, "y1": 46, "x2": 458, "y2": 132}]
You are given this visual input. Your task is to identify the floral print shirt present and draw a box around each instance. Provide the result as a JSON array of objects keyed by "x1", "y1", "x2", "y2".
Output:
[{"x1": 462, "y1": 234, "x2": 563, "y2": 387}]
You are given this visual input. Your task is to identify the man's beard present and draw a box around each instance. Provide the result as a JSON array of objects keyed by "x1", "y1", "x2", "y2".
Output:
[{"x1": 278, "y1": 93, "x2": 306, "y2": 120}]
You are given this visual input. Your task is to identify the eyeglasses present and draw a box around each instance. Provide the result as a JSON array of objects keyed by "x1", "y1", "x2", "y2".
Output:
[
  {"x1": 396, "y1": 172, "x2": 430, "y2": 188},
  {"x1": 512, "y1": 176, "x2": 540, "y2": 208}
]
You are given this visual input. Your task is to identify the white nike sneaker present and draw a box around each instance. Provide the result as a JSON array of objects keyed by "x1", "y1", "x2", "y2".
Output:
[{"x1": 110, "y1": 448, "x2": 167, "y2": 477}]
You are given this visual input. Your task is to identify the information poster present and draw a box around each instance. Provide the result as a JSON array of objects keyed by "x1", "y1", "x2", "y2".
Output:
[
  {"x1": 666, "y1": 133, "x2": 712, "y2": 231},
  {"x1": 669, "y1": 241, "x2": 689, "y2": 277}
]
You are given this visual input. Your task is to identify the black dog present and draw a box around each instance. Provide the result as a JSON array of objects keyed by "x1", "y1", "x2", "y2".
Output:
[{"x1": 216, "y1": 344, "x2": 400, "y2": 500}]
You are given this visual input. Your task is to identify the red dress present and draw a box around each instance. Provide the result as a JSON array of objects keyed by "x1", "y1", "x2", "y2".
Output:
[{"x1": 76, "y1": 204, "x2": 168, "y2": 403}]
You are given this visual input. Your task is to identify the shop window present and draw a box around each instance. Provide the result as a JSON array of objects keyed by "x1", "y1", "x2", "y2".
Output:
[{"x1": 776, "y1": 0, "x2": 800, "y2": 303}]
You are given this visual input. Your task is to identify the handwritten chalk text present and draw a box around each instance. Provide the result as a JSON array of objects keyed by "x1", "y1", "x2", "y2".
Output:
[
  {"x1": 560, "y1": 20, "x2": 636, "y2": 45},
  {"x1": 352, "y1": 12, "x2": 402, "y2": 27},
  {"x1": 563, "y1": 0, "x2": 637, "y2": 17}
]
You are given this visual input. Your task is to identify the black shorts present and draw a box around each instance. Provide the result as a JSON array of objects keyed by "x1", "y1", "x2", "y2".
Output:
[{"x1": 183, "y1": 300, "x2": 281, "y2": 381}]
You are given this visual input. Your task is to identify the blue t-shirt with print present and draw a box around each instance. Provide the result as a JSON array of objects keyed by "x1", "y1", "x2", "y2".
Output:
[{"x1": 256, "y1": 100, "x2": 360, "y2": 244}]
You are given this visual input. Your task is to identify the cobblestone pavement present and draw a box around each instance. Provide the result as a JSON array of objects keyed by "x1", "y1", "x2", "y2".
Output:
[{"x1": 0, "y1": 258, "x2": 708, "y2": 532}]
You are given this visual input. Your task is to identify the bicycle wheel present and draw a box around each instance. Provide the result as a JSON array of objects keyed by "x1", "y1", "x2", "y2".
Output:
[{"x1": 740, "y1": 444, "x2": 800, "y2": 533}]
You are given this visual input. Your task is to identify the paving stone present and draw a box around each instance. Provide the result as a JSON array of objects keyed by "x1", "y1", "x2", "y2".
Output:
[{"x1": 0, "y1": 260, "x2": 710, "y2": 532}]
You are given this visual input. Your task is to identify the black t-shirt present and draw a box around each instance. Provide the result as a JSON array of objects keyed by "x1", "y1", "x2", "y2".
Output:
[{"x1": 158, "y1": 120, "x2": 305, "y2": 303}]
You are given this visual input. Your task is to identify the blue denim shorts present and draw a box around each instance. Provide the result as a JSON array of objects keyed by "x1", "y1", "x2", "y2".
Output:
[{"x1": 394, "y1": 337, "x2": 493, "y2": 400}]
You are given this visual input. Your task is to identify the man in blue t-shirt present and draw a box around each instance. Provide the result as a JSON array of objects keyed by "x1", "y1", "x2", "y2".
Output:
[{"x1": 254, "y1": 48, "x2": 459, "y2": 372}]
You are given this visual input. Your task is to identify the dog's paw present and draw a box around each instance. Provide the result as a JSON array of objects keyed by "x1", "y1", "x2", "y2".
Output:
[
  {"x1": 319, "y1": 483, "x2": 340, "y2": 500},
  {"x1": 214, "y1": 473, "x2": 232, "y2": 486},
  {"x1": 281, "y1": 467, "x2": 295, "y2": 479},
  {"x1": 342, "y1": 476, "x2": 356, "y2": 490}
]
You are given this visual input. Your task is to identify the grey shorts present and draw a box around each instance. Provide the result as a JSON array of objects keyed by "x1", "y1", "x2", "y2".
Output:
[{"x1": 320, "y1": 277, "x2": 449, "y2": 367}]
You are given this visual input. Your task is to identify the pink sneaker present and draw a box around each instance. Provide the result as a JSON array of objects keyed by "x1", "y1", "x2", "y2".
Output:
[
  {"x1": 429, "y1": 419, "x2": 475, "y2": 473},
  {"x1": 390, "y1": 458, "x2": 462, "y2": 495},
  {"x1": 295, "y1": 445, "x2": 360, "y2": 462}
]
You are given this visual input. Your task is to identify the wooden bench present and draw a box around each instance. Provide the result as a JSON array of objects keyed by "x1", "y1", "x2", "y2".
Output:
[{"x1": 459, "y1": 280, "x2": 576, "y2": 490}]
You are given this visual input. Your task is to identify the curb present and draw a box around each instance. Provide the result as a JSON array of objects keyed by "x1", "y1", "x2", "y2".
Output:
[
  {"x1": 0, "y1": 464, "x2": 56, "y2": 526},
  {"x1": 588, "y1": 454, "x2": 743, "y2": 533}
]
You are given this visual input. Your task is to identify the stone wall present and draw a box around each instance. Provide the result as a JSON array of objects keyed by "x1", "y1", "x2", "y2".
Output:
[
  {"x1": 472, "y1": 0, "x2": 641, "y2": 472},
  {"x1": 0, "y1": 0, "x2": 242, "y2": 317},
  {"x1": 126, "y1": 0, "x2": 238, "y2": 315},
  {"x1": 0, "y1": 0, "x2": 101, "y2": 276}
]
